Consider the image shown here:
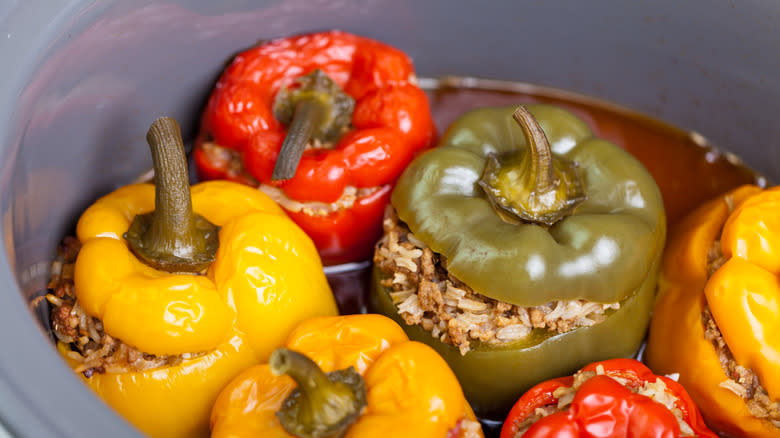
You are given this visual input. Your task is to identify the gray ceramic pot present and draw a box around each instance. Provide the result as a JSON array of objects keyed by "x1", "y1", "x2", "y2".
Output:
[{"x1": 1, "y1": 1, "x2": 778, "y2": 437}]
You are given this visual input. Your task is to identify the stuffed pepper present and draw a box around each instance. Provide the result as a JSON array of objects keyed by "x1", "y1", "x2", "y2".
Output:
[
  {"x1": 210, "y1": 314, "x2": 483, "y2": 438},
  {"x1": 48, "y1": 117, "x2": 338, "y2": 438},
  {"x1": 371, "y1": 104, "x2": 666, "y2": 418},
  {"x1": 646, "y1": 185, "x2": 780, "y2": 437},
  {"x1": 499, "y1": 359, "x2": 716, "y2": 437},
  {"x1": 195, "y1": 30, "x2": 436, "y2": 265}
]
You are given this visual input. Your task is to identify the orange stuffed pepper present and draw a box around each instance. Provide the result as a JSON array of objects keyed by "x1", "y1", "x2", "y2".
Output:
[
  {"x1": 646, "y1": 185, "x2": 780, "y2": 437},
  {"x1": 210, "y1": 314, "x2": 483, "y2": 438}
]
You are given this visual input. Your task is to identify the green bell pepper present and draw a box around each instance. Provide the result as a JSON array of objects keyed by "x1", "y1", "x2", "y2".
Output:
[{"x1": 370, "y1": 104, "x2": 666, "y2": 419}]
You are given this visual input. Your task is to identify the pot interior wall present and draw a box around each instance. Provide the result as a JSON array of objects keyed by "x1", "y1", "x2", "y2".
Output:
[{"x1": 1, "y1": 1, "x2": 779, "y2": 437}]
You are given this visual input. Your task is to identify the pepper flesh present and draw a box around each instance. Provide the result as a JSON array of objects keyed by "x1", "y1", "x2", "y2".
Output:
[
  {"x1": 372, "y1": 104, "x2": 665, "y2": 417},
  {"x1": 65, "y1": 178, "x2": 338, "y2": 438},
  {"x1": 646, "y1": 185, "x2": 780, "y2": 437},
  {"x1": 210, "y1": 315, "x2": 483, "y2": 438},
  {"x1": 499, "y1": 359, "x2": 716, "y2": 438},
  {"x1": 196, "y1": 30, "x2": 436, "y2": 265}
]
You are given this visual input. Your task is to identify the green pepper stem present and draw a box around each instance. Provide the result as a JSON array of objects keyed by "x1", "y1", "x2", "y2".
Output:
[
  {"x1": 478, "y1": 105, "x2": 586, "y2": 226},
  {"x1": 513, "y1": 106, "x2": 557, "y2": 194},
  {"x1": 271, "y1": 69, "x2": 355, "y2": 182},
  {"x1": 271, "y1": 348, "x2": 366, "y2": 438},
  {"x1": 147, "y1": 118, "x2": 196, "y2": 245},
  {"x1": 124, "y1": 117, "x2": 219, "y2": 273},
  {"x1": 272, "y1": 99, "x2": 327, "y2": 180}
]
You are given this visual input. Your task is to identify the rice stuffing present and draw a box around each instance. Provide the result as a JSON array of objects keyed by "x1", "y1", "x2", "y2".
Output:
[
  {"x1": 201, "y1": 139, "x2": 384, "y2": 218},
  {"x1": 259, "y1": 184, "x2": 382, "y2": 217},
  {"x1": 374, "y1": 209, "x2": 621, "y2": 355},
  {"x1": 48, "y1": 237, "x2": 206, "y2": 376}
]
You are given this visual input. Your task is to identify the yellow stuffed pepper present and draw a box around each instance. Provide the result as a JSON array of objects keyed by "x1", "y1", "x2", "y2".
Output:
[
  {"x1": 49, "y1": 117, "x2": 338, "y2": 438},
  {"x1": 210, "y1": 314, "x2": 484, "y2": 438},
  {"x1": 645, "y1": 184, "x2": 780, "y2": 437}
]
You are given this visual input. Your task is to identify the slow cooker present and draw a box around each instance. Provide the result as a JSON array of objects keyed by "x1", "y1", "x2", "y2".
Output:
[{"x1": 1, "y1": 1, "x2": 778, "y2": 437}]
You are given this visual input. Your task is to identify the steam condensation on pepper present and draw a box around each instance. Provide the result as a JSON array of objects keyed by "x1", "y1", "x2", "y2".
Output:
[
  {"x1": 48, "y1": 117, "x2": 338, "y2": 438},
  {"x1": 371, "y1": 104, "x2": 666, "y2": 418},
  {"x1": 646, "y1": 185, "x2": 780, "y2": 438},
  {"x1": 195, "y1": 30, "x2": 436, "y2": 265}
]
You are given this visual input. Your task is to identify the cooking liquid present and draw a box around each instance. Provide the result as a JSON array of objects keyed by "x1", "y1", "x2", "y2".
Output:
[{"x1": 330, "y1": 77, "x2": 764, "y2": 315}]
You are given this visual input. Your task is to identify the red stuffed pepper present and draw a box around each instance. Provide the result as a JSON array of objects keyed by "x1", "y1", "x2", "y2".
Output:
[
  {"x1": 500, "y1": 359, "x2": 716, "y2": 438},
  {"x1": 195, "y1": 30, "x2": 436, "y2": 265}
]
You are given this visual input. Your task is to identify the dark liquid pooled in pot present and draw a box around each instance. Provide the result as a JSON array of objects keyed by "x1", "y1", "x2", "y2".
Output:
[{"x1": 331, "y1": 79, "x2": 763, "y2": 316}]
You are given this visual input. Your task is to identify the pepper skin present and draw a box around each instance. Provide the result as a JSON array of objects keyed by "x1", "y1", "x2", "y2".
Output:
[
  {"x1": 196, "y1": 30, "x2": 436, "y2": 265},
  {"x1": 645, "y1": 185, "x2": 780, "y2": 437},
  {"x1": 210, "y1": 314, "x2": 483, "y2": 438},
  {"x1": 499, "y1": 359, "x2": 716, "y2": 438},
  {"x1": 63, "y1": 177, "x2": 337, "y2": 436},
  {"x1": 371, "y1": 104, "x2": 666, "y2": 418}
]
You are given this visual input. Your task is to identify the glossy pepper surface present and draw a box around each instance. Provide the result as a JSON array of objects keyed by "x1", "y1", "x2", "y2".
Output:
[
  {"x1": 372, "y1": 104, "x2": 666, "y2": 417},
  {"x1": 500, "y1": 359, "x2": 716, "y2": 438},
  {"x1": 61, "y1": 118, "x2": 338, "y2": 438},
  {"x1": 646, "y1": 184, "x2": 780, "y2": 437},
  {"x1": 210, "y1": 314, "x2": 483, "y2": 438},
  {"x1": 195, "y1": 30, "x2": 436, "y2": 265}
]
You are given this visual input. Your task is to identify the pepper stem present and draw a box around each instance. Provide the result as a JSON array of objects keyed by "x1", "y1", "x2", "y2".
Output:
[
  {"x1": 271, "y1": 69, "x2": 355, "y2": 181},
  {"x1": 272, "y1": 99, "x2": 327, "y2": 180},
  {"x1": 514, "y1": 107, "x2": 557, "y2": 194},
  {"x1": 478, "y1": 106, "x2": 586, "y2": 226},
  {"x1": 271, "y1": 348, "x2": 366, "y2": 438},
  {"x1": 124, "y1": 117, "x2": 219, "y2": 273}
]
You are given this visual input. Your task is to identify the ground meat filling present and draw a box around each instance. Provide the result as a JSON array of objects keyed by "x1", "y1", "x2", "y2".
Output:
[
  {"x1": 703, "y1": 237, "x2": 780, "y2": 427},
  {"x1": 48, "y1": 237, "x2": 206, "y2": 376},
  {"x1": 201, "y1": 139, "x2": 384, "y2": 217},
  {"x1": 509, "y1": 365, "x2": 695, "y2": 437},
  {"x1": 199, "y1": 140, "x2": 250, "y2": 182},
  {"x1": 374, "y1": 209, "x2": 621, "y2": 355}
]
